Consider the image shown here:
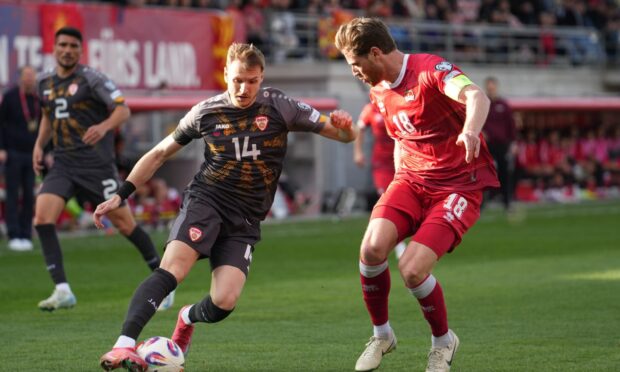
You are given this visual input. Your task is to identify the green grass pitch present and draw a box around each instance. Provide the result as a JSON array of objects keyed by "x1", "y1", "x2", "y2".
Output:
[{"x1": 1, "y1": 201, "x2": 619, "y2": 371}]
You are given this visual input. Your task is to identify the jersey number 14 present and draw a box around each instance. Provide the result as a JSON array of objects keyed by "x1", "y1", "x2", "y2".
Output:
[{"x1": 232, "y1": 136, "x2": 261, "y2": 161}]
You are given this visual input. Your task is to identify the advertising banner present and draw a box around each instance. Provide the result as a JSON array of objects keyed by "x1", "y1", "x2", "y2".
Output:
[{"x1": 0, "y1": 2, "x2": 243, "y2": 90}]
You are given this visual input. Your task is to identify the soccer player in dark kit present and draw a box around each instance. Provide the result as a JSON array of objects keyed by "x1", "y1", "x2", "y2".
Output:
[
  {"x1": 96, "y1": 42, "x2": 357, "y2": 371},
  {"x1": 33, "y1": 27, "x2": 172, "y2": 311}
]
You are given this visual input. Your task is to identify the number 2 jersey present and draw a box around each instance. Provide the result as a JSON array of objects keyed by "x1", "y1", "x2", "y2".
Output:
[
  {"x1": 173, "y1": 88, "x2": 325, "y2": 222},
  {"x1": 38, "y1": 64, "x2": 125, "y2": 168},
  {"x1": 369, "y1": 53, "x2": 499, "y2": 191}
]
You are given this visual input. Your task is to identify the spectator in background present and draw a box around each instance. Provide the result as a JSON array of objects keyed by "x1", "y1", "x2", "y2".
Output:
[
  {"x1": 482, "y1": 76, "x2": 517, "y2": 211},
  {"x1": 243, "y1": 0, "x2": 268, "y2": 53},
  {"x1": 268, "y1": 0, "x2": 299, "y2": 62},
  {"x1": 0, "y1": 66, "x2": 39, "y2": 252},
  {"x1": 539, "y1": 11, "x2": 558, "y2": 65}
]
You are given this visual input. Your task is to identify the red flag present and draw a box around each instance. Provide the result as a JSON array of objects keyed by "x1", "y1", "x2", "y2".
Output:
[{"x1": 40, "y1": 3, "x2": 84, "y2": 54}]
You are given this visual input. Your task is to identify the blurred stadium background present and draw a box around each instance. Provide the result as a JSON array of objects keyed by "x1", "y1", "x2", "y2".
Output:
[
  {"x1": 2, "y1": 0, "x2": 620, "y2": 226},
  {"x1": 1, "y1": 1, "x2": 620, "y2": 370}
]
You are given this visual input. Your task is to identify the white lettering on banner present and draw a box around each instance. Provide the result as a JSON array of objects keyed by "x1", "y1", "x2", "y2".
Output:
[
  {"x1": 1, "y1": 32, "x2": 200, "y2": 89},
  {"x1": 0, "y1": 36, "x2": 8, "y2": 85},
  {"x1": 13, "y1": 36, "x2": 43, "y2": 69},
  {"x1": 89, "y1": 29, "x2": 141, "y2": 87},
  {"x1": 144, "y1": 41, "x2": 200, "y2": 88}
]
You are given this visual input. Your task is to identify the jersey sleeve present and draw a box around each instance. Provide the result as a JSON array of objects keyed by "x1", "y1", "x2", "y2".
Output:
[
  {"x1": 423, "y1": 55, "x2": 474, "y2": 101},
  {"x1": 87, "y1": 69, "x2": 126, "y2": 111},
  {"x1": 357, "y1": 103, "x2": 374, "y2": 129},
  {"x1": 172, "y1": 102, "x2": 203, "y2": 145},
  {"x1": 270, "y1": 90, "x2": 325, "y2": 133},
  {"x1": 37, "y1": 73, "x2": 52, "y2": 117}
]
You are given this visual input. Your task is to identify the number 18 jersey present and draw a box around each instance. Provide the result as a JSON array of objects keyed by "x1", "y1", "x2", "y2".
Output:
[{"x1": 369, "y1": 54, "x2": 499, "y2": 191}]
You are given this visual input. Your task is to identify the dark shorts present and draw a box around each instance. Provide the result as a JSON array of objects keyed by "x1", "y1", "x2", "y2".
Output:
[
  {"x1": 167, "y1": 191, "x2": 261, "y2": 276},
  {"x1": 39, "y1": 163, "x2": 121, "y2": 205}
]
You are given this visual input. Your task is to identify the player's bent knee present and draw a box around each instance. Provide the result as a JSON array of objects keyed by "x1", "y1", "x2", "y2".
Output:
[
  {"x1": 360, "y1": 241, "x2": 391, "y2": 264},
  {"x1": 398, "y1": 262, "x2": 429, "y2": 287},
  {"x1": 212, "y1": 291, "x2": 240, "y2": 311},
  {"x1": 193, "y1": 295, "x2": 234, "y2": 323}
]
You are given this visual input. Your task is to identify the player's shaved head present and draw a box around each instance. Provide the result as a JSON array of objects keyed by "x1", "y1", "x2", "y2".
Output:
[
  {"x1": 335, "y1": 17, "x2": 397, "y2": 57},
  {"x1": 227, "y1": 43, "x2": 265, "y2": 72}
]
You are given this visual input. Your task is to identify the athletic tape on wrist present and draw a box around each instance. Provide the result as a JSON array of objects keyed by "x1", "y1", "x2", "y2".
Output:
[{"x1": 117, "y1": 181, "x2": 136, "y2": 201}]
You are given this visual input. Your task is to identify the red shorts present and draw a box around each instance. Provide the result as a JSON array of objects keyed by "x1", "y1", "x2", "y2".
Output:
[
  {"x1": 370, "y1": 179, "x2": 483, "y2": 258},
  {"x1": 372, "y1": 168, "x2": 395, "y2": 195}
]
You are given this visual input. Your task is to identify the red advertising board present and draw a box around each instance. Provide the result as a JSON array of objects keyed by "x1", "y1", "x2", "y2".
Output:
[{"x1": 0, "y1": 2, "x2": 244, "y2": 90}]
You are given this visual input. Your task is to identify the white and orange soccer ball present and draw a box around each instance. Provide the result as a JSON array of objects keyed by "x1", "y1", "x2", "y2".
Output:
[{"x1": 136, "y1": 336, "x2": 185, "y2": 372}]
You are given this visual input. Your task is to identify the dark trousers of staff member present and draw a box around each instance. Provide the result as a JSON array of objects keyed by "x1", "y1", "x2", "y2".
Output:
[
  {"x1": 488, "y1": 142, "x2": 513, "y2": 210},
  {"x1": 5, "y1": 150, "x2": 35, "y2": 241}
]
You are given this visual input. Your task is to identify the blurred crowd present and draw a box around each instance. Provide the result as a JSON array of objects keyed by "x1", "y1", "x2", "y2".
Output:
[
  {"x1": 99, "y1": 0, "x2": 620, "y2": 62},
  {"x1": 515, "y1": 123, "x2": 620, "y2": 202}
]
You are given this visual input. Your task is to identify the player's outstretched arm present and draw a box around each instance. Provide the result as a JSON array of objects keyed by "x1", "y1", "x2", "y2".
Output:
[
  {"x1": 318, "y1": 109, "x2": 357, "y2": 143},
  {"x1": 93, "y1": 134, "x2": 183, "y2": 228},
  {"x1": 455, "y1": 84, "x2": 490, "y2": 163}
]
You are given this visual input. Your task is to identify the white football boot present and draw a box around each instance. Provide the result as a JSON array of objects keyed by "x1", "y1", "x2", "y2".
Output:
[
  {"x1": 38, "y1": 288, "x2": 77, "y2": 311},
  {"x1": 355, "y1": 332, "x2": 397, "y2": 371},
  {"x1": 157, "y1": 289, "x2": 176, "y2": 311},
  {"x1": 426, "y1": 329, "x2": 459, "y2": 372}
]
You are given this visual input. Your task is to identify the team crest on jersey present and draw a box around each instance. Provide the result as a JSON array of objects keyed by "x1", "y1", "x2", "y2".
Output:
[
  {"x1": 404, "y1": 89, "x2": 415, "y2": 102},
  {"x1": 297, "y1": 101, "x2": 312, "y2": 111},
  {"x1": 68, "y1": 83, "x2": 79, "y2": 96},
  {"x1": 254, "y1": 115, "x2": 269, "y2": 131},
  {"x1": 189, "y1": 227, "x2": 202, "y2": 242},
  {"x1": 435, "y1": 61, "x2": 453, "y2": 71}
]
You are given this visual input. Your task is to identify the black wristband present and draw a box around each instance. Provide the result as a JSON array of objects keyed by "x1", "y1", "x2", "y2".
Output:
[{"x1": 116, "y1": 180, "x2": 136, "y2": 201}]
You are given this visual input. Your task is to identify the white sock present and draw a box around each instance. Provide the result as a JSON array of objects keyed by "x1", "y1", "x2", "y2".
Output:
[
  {"x1": 373, "y1": 321, "x2": 392, "y2": 339},
  {"x1": 55, "y1": 283, "x2": 71, "y2": 293},
  {"x1": 181, "y1": 306, "x2": 193, "y2": 325},
  {"x1": 113, "y1": 335, "x2": 136, "y2": 349},
  {"x1": 432, "y1": 330, "x2": 453, "y2": 348}
]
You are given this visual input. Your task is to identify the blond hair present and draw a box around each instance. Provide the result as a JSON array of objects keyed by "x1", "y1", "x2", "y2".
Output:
[
  {"x1": 335, "y1": 17, "x2": 397, "y2": 56},
  {"x1": 227, "y1": 42, "x2": 266, "y2": 71}
]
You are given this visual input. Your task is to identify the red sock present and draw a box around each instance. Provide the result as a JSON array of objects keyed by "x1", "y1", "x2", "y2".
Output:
[
  {"x1": 360, "y1": 261, "x2": 391, "y2": 326},
  {"x1": 410, "y1": 275, "x2": 448, "y2": 337}
]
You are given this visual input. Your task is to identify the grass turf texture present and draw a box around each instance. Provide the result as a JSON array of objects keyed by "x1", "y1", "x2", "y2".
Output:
[{"x1": 1, "y1": 200, "x2": 619, "y2": 371}]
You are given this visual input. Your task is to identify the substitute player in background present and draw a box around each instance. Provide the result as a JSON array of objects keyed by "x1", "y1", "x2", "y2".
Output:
[
  {"x1": 33, "y1": 27, "x2": 173, "y2": 311},
  {"x1": 354, "y1": 102, "x2": 406, "y2": 258},
  {"x1": 96, "y1": 42, "x2": 356, "y2": 371},
  {"x1": 335, "y1": 18, "x2": 499, "y2": 372}
]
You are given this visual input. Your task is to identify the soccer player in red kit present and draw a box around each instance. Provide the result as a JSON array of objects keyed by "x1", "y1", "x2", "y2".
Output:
[
  {"x1": 354, "y1": 103, "x2": 406, "y2": 258},
  {"x1": 335, "y1": 18, "x2": 499, "y2": 372}
]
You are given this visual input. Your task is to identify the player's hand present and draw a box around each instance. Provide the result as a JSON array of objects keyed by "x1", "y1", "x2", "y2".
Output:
[
  {"x1": 32, "y1": 145, "x2": 44, "y2": 176},
  {"x1": 93, "y1": 195, "x2": 121, "y2": 229},
  {"x1": 354, "y1": 151, "x2": 366, "y2": 167},
  {"x1": 82, "y1": 124, "x2": 108, "y2": 145},
  {"x1": 0, "y1": 150, "x2": 7, "y2": 163},
  {"x1": 456, "y1": 131, "x2": 480, "y2": 163},
  {"x1": 330, "y1": 110, "x2": 353, "y2": 130}
]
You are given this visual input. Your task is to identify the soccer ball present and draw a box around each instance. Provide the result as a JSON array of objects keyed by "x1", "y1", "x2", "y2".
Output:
[{"x1": 136, "y1": 336, "x2": 185, "y2": 372}]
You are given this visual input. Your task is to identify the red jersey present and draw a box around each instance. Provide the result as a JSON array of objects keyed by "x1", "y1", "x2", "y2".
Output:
[
  {"x1": 369, "y1": 54, "x2": 498, "y2": 191},
  {"x1": 358, "y1": 103, "x2": 395, "y2": 171}
]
